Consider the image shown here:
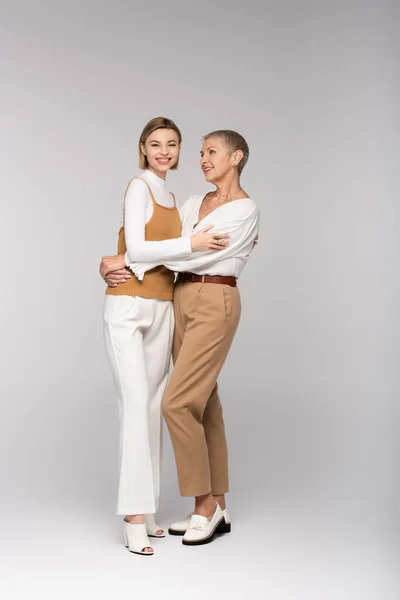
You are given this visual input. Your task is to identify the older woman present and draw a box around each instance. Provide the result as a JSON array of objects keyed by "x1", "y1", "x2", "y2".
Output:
[{"x1": 103, "y1": 129, "x2": 259, "y2": 547}]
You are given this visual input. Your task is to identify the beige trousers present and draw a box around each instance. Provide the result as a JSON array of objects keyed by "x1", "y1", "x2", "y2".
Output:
[{"x1": 162, "y1": 281, "x2": 241, "y2": 497}]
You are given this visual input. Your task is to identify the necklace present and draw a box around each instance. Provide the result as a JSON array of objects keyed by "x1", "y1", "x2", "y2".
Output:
[
  {"x1": 198, "y1": 188, "x2": 243, "y2": 222},
  {"x1": 216, "y1": 187, "x2": 243, "y2": 202}
]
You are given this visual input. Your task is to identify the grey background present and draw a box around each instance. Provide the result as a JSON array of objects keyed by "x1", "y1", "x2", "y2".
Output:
[{"x1": 1, "y1": 0, "x2": 398, "y2": 598}]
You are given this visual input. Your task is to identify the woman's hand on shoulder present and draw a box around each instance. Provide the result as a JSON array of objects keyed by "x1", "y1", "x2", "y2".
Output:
[{"x1": 190, "y1": 225, "x2": 230, "y2": 252}]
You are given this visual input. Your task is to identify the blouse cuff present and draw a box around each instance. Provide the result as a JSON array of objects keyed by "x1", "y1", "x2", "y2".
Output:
[{"x1": 127, "y1": 262, "x2": 150, "y2": 282}]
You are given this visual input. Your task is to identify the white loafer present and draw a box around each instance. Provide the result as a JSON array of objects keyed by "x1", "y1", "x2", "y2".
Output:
[
  {"x1": 145, "y1": 514, "x2": 165, "y2": 538},
  {"x1": 169, "y1": 507, "x2": 231, "y2": 536},
  {"x1": 124, "y1": 521, "x2": 154, "y2": 556},
  {"x1": 182, "y1": 503, "x2": 225, "y2": 546}
]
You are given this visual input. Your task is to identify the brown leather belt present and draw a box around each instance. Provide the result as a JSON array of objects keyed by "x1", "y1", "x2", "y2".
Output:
[{"x1": 177, "y1": 272, "x2": 237, "y2": 287}]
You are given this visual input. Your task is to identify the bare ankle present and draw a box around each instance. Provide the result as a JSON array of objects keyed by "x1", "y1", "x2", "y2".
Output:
[
  {"x1": 125, "y1": 514, "x2": 145, "y2": 524},
  {"x1": 194, "y1": 493, "x2": 217, "y2": 518},
  {"x1": 213, "y1": 494, "x2": 226, "y2": 511}
]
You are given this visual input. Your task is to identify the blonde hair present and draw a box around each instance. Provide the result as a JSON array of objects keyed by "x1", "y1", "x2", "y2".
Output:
[
  {"x1": 202, "y1": 129, "x2": 249, "y2": 175},
  {"x1": 139, "y1": 117, "x2": 182, "y2": 170}
]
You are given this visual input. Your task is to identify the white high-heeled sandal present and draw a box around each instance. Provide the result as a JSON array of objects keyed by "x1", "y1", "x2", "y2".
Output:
[
  {"x1": 124, "y1": 520, "x2": 154, "y2": 556},
  {"x1": 145, "y1": 514, "x2": 165, "y2": 538}
]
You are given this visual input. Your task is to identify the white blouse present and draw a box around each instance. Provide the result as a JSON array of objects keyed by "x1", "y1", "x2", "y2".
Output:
[
  {"x1": 127, "y1": 194, "x2": 260, "y2": 281},
  {"x1": 122, "y1": 169, "x2": 192, "y2": 264}
]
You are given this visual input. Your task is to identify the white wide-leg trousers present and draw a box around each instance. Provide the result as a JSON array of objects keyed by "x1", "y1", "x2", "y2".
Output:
[{"x1": 103, "y1": 295, "x2": 174, "y2": 515}]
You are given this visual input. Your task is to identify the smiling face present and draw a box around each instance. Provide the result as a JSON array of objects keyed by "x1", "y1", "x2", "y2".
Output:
[
  {"x1": 141, "y1": 128, "x2": 180, "y2": 178},
  {"x1": 200, "y1": 136, "x2": 237, "y2": 184}
]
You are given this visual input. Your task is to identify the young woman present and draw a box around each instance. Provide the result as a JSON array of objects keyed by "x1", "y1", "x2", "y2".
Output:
[
  {"x1": 104, "y1": 130, "x2": 260, "y2": 547},
  {"x1": 101, "y1": 117, "x2": 228, "y2": 556}
]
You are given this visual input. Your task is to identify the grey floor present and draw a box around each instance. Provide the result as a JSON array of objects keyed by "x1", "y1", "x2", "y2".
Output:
[
  {"x1": 1, "y1": 384, "x2": 397, "y2": 600},
  {"x1": 1, "y1": 490, "x2": 396, "y2": 600}
]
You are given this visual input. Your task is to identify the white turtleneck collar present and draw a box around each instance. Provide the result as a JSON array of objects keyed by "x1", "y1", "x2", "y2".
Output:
[{"x1": 142, "y1": 169, "x2": 167, "y2": 189}]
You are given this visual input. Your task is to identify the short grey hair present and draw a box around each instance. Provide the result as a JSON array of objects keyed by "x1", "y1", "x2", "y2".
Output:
[{"x1": 202, "y1": 129, "x2": 249, "y2": 175}]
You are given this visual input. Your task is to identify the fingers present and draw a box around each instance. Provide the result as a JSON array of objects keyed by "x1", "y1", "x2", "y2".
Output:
[
  {"x1": 191, "y1": 229, "x2": 230, "y2": 252},
  {"x1": 210, "y1": 233, "x2": 229, "y2": 250},
  {"x1": 102, "y1": 265, "x2": 131, "y2": 285},
  {"x1": 100, "y1": 256, "x2": 124, "y2": 273},
  {"x1": 100, "y1": 258, "x2": 110, "y2": 278},
  {"x1": 209, "y1": 241, "x2": 229, "y2": 251},
  {"x1": 201, "y1": 224, "x2": 214, "y2": 233},
  {"x1": 106, "y1": 273, "x2": 130, "y2": 286},
  {"x1": 212, "y1": 233, "x2": 230, "y2": 240},
  {"x1": 100, "y1": 264, "x2": 114, "y2": 279},
  {"x1": 109, "y1": 275, "x2": 131, "y2": 283},
  {"x1": 208, "y1": 235, "x2": 229, "y2": 251}
]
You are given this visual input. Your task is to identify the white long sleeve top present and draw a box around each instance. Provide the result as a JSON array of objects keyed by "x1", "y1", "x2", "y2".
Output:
[
  {"x1": 122, "y1": 169, "x2": 192, "y2": 265},
  {"x1": 127, "y1": 194, "x2": 260, "y2": 281}
]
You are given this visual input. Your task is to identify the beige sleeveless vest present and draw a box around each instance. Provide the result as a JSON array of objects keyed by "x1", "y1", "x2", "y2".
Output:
[{"x1": 105, "y1": 177, "x2": 181, "y2": 300}]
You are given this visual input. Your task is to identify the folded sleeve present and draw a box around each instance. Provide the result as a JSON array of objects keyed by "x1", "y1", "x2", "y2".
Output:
[
  {"x1": 129, "y1": 204, "x2": 260, "y2": 280},
  {"x1": 123, "y1": 178, "x2": 192, "y2": 264}
]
